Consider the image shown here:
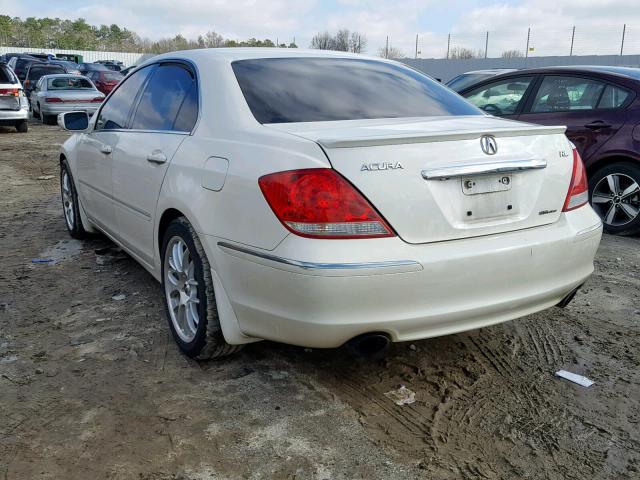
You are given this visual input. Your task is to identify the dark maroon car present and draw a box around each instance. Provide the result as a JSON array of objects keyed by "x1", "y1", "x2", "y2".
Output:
[
  {"x1": 85, "y1": 70, "x2": 123, "y2": 95},
  {"x1": 459, "y1": 66, "x2": 640, "y2": 235}
]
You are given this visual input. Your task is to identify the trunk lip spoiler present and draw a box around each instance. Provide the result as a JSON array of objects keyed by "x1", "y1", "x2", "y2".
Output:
[
  {"x1": 422, "y1": 158, "x2": 548, "y2": 180},
  {"x1": 317, "y1": 125, "x2": 567, "y2": 149}
]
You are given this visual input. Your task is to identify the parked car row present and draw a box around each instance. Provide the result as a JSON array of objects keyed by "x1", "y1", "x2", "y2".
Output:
[
  {"x1": 0, "y1": 53, "x2": 127, "y2": 132},
  {"x1": 449, "y1": 66, "x2": 640, "y2": 235}
]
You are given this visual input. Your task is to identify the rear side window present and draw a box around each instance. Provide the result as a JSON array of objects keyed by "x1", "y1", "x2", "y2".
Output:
[
  {"x1": 95, "y1": 65, "x2": 153, "y2": 130},
  {"x1": 597, "y1": 84, "x2": 631, "y2": 109},
  {"x1": 131, "y1": 63, "x2": 197, "y2": 131},
  {"x1": 0, "y1": 66, "x2": 17, "y2": 84},
  {"x1": 232, "y1": 58, "x2": 480, "y2": 123},
  {"x1": 531, "y1": 76, "x2": 605, "y2": 113}
]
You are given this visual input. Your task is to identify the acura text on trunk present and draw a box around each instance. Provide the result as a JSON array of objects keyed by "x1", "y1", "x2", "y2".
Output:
[{"x1": 57, "y1": 50, "x2": 602, "y2": 360}]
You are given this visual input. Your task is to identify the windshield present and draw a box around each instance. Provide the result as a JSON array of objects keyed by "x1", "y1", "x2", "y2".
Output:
[
  {"x1": 232, "y1": 57, "x2": 481, "y2": 124},
  {"x1": 47, "y1": 77, "x2": 93, "y2": 89},
  {"x1": 103, "y1": 72, "x2": 123, "y2": 81},
  {"x1": 446, "y1": 73, "x2": 494, "y2": 92},
  {"x1": 28, "y1": 66, "x2": 65, "y2": 79}
]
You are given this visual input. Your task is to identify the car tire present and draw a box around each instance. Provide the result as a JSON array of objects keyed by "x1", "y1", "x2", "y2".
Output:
[
  {"x1": 15, "y1": 120, "x2": 28, "y2": 133},
  {"x1": 589, "y1": 162, "x2": 640, "y2": 235},
  {"x1": 32, "y1": 105, "x2": 40, "y2": 119},
  {"x1": 60, "y1": 160, "x2": 88, "y2": 239},
  {"x1": 42, "y1": 114, "x2": 54, "y2": 125},
  {"x1": 161, "y1": 217, "x2": 243, "y2": 360}
]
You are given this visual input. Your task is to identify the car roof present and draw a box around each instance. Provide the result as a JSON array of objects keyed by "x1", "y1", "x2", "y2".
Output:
[
  {"x1": 486, "y1": 65, "x2": 640, "y2": 80},
  {"x1": 42, "y1": 74, "x2": 89, "y2": 79},
  {"x1": 456, "y1": 69, "x2": 518, "y2": 75},
  {"x1": 142, "y1": 47, "x2": 397, "y2": 67}
]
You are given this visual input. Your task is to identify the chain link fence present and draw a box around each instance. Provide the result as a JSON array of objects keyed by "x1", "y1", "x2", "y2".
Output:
[{"x1": 414, "y1": 25, "x2": 640, "y2": 59}]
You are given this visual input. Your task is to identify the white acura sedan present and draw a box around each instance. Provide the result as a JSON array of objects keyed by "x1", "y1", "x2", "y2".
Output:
[{"x1": 58, "y1": 49, "x2": 602, "y2": 359}]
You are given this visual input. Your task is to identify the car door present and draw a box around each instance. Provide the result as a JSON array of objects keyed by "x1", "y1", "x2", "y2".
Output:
[
  {"x1": 112, "y1": 62, "x2": 198, "y2": 265},
  {"x1": 30, "y1": 77, "x2": 43, "y2": 111},
  {"x1": 74, "y1": 66, "x2": 153, "y2": 237},
  {"x1": 518, "y1": 75, "x2": 629, "y2": 161},
  {"x1": 461, "y1": 75, "x2": 537, "y2": 119}
]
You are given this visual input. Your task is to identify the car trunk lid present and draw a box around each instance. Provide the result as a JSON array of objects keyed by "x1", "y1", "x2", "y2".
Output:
[{"x1": 267, "y1": 116, "x2": 573, "y2": 244}]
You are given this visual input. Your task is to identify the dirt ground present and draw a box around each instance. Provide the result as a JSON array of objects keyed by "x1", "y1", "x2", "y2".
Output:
[{"x1": 1, "y1": 121, "x2": 639, "y2": 480}]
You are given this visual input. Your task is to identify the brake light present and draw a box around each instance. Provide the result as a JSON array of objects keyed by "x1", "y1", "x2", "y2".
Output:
[
  {"x1": 0, "y1": 88, "x2": 20, "y2": 97},
  {"x1": 562, "y1": 148, "x2": 589, "y2": 212},
  {"x1": 259, "y1": 168, "x2": 394, "y2": 239},
  {"x1": 91, "y1": 97, "x2": 104, "y2": 103},
  {"x1": 45, "y1": 97, "x2": 63, "y2": 103}
]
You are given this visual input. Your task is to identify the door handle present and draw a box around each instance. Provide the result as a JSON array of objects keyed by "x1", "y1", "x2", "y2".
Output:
[
  {"x1": 100, "y1": 145, "x2": 112, "y2": 154},
  {"x1": 147, "y1": 151, "x2": 167, "y2": 164},
  {"x1": 585, "y1": 121, "x2": 611, "y2": 130}
]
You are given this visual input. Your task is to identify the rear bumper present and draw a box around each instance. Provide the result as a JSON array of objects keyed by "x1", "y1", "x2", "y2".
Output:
[
  {"x1": 40, "y1": 105, "x2": 99, "y2": 116},
  {"x1": 205, "y1": 207, "x2": 602, "y2": 348},
  {"x1": 0, "y1": 108, "x2": 29, "y2": 122}
]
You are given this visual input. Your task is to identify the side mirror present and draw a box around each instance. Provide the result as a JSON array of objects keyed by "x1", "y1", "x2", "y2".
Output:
[{"x1": 58, "y1": 111, "x2": 89, "y2": 131}]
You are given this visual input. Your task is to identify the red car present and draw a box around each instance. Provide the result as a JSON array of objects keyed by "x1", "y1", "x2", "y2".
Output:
[{"x1": 85, "y1": 70, "x2": 123, "y2": 95}]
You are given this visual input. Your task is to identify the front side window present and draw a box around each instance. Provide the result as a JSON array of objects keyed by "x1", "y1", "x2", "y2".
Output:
[
  {"x1": 131, "y1": 63, "x2": 197, "y2": 131},
  {"x1": 95, "y1": 65, "x2": 153, "y2": 130},
  {"x1": 464, "y1": 77, "x2": 533, "y2": 116},
  {"x1": 531, "y1": 76, "x2": 605, "y2": 113},
  {"x1": 232, "y1": 58, "x2": 480, "y2": 123}
]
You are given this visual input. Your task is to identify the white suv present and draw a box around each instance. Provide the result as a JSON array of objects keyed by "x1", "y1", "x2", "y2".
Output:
[{"x1": 0, "y1": 63, "x2": 29, "y2": 132}]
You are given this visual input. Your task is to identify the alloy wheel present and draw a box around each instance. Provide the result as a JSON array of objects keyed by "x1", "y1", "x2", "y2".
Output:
[
  {"x1": 591, "y1": 173, "x2": 640, "y2": 227},
  {"x1": 61, "y1": 170, "x2": 75, "y2": 230},
  {"x1": 164, "y1": 237, "x2": 200, "y2": 343}
]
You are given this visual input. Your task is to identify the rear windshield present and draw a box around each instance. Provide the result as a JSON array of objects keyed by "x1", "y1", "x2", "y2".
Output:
[
  {"x1": 0, "y1": 65, "x2": 18, "y2": 84},
  {"x1": 29, "y1": 66, "x2": 65, "y2": 79},
  {"x1": 103, "y1": 72, "x2": 123, "y2": 81},
  {"x1": 48, "y1": 77, "x2": 93, "y2": 90},
  {"x1": 232, "y1": 58, "x2": 481, "y2": 123}
]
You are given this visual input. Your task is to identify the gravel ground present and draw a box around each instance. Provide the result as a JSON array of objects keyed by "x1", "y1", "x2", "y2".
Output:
[{"x1": 1, "y1": 122, "x2": 639, "y2": 479}]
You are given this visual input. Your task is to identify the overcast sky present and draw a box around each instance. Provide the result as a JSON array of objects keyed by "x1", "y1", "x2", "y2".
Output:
[{"x1": 1, "y1": 0, "x2": 639, "y2": 58}]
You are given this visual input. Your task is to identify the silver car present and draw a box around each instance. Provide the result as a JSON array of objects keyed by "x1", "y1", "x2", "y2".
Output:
[{"x1": 30, "y1": 74, "x2": 105, "y2": 124}]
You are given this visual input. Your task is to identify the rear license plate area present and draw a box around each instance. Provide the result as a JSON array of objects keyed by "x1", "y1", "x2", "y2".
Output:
[
  {"x1": 461, "y1": 174, "x2": 512, "y2": 196},
  {"x1": 0, "y1": 96, "x2": 20, "y2": 111}
]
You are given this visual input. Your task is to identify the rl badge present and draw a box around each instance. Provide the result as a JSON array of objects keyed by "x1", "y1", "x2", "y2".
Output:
[{"x1": 361, "y1": 162, "x2": 404, "y2": 171}]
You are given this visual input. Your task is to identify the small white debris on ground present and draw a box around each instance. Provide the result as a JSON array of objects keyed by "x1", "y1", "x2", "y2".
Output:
[
  {"x1": 384, "y1": 385, "x2": 416, "y2": 405},
  {"x1": 555, "y1": 370, "x2": 594, "y2": 387}
]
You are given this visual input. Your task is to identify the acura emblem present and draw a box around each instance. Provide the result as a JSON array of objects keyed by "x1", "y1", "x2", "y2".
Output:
[{"x1": 480, "y1": 135, "x2": 498, "y2": 155}]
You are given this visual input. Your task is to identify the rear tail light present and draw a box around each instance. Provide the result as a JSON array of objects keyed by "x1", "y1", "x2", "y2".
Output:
[
  {"x1": 0, "y1": 88, "x2": 20, "y2": 97},
  {"x1": 562, "y1": 148, "x2": 589, "y2": 212},
  {"x1": 45, "y1": 97, "x2": 63, "y2": 103},
  {"x1": 259, "y1": 168, "x2": 394, "y2": 239},
  {"x1": 91, "y1": 97, "x2": 104, "y2": 103}
]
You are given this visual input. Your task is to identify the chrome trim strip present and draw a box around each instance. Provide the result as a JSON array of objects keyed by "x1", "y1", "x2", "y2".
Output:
[
  {"x1": 217, "y1": 241, "x2": 421, "y2": 271},
  {"x1": 422, "y1": 158, "x2": 547, "y2": 180}
]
